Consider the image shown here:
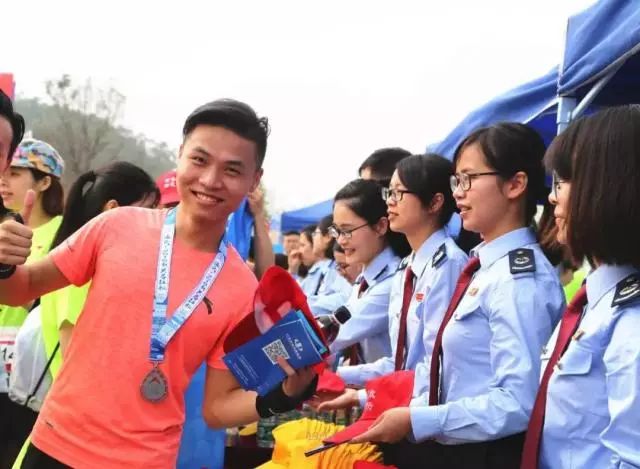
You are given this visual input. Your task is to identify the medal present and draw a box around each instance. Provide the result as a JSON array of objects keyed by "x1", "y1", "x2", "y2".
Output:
[
  {"x1": 141, "y1": 365, "x2": 168, "y2": 403},
  {"x1": 143, "y1": 208, "x2": 228, "y2": 404}
]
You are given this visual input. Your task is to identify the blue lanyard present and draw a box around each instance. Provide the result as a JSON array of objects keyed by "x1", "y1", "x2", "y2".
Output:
[{"x1": 149, "y1": 208, "x2": 227, "y2": 363}]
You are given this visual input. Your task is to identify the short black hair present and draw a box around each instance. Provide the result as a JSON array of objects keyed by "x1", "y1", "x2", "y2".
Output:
[
  {"x1": 283, "y1": 230, "x2": 300, "y2": 237},
  {"x1": 0, "y1": 90, "x2": 25, "y2": 165},
  {"x1": 454, "y1": 123, "x2": 548, "y2": 225},
  {"x1": 358, "y1": 147, "x2": 411, "y2": 182},
  {"x1": 183, "y1": 98, "x2": 270, "y2": 169},
  {"x1": 396, "y1": 154, "x2": 457, "y2": 227},
  {"x1": 545, "y1": 105, "x2": 640, "y2": 266}
]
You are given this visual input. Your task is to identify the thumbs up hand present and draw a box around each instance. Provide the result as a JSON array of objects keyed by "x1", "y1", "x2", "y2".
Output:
[{"x1": 0, "y1": 190, "x2": 35, "y2": 267}]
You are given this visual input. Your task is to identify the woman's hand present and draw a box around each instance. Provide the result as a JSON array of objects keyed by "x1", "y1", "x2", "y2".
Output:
[{"x1": 350, "y1": 407, "x2": 412, "y2": 444}]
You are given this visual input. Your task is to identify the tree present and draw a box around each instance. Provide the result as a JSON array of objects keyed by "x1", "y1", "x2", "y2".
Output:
[{"x1": 15, "y1": 76, "x2": 175, "y2": 185}]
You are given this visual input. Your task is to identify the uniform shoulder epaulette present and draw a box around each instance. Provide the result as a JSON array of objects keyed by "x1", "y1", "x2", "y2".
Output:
[
  {"x1": 431, "y1": 243, "x2": 447, "y2": 268},
  {"x1": 612, "y1": 273, "x2": 640, "y2": 307},
  {"x1": 397, "y1": 256, "x2": 410, "y2": 272},
  {"x1": 508, "y1": 248, "x2": 536, "y2": 275}
]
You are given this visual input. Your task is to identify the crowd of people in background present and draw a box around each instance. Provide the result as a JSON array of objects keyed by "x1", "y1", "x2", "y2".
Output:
[{"x1": 0, "y1": 87, "x2": 638, "y2": 469}]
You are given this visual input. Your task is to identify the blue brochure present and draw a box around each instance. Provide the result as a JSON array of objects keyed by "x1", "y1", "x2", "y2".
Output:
[{"x1": 223, "y1": 311, "x2": 325, "y2": 396}]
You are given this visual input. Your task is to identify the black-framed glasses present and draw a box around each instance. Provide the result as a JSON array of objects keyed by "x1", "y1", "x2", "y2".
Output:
[
  {"x1": 449, "y1": 172, "x2": 501, "y2": 192},
  {"x1": 381, "y1": 187, "x2": 415, "y2": 203},
  {"x1": 551, "y1": 171, "x2": 567, "y2": 199},
  {"x1": 328, "y1": 222, "x2": 370, "y2": 240}
]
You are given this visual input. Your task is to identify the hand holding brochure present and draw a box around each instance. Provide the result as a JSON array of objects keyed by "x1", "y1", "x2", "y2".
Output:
[{"x1": 223, "y1": 310, "x2": 327, "y2": 396}]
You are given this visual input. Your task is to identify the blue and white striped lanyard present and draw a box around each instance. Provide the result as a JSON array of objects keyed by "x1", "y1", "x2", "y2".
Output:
[{"x1": 149, "y1": 208, "x2": 227, "y2": 363}]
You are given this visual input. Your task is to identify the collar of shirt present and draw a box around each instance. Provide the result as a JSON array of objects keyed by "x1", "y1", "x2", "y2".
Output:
[
  {"x1": 410, "y1": 228, "x2": 447, "y2": 278},
  {"x1": 362, "y1": 246, "x2": 396, "y2": 285},
  {"x1": 308, "y1": 259, "x2": 330, "y2": 275},
  {"x1": 471, "y1": 227, "x2": 536, "y2": 269},
  {"x1": 586, "y1": 263, "x2": 638, "y2": 309}
]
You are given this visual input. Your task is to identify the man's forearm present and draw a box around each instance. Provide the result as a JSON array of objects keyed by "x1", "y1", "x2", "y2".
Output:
[
  {"x1": 0, "y1": 260, "x2": 68, "y2": 306},
  {"x1": 204, "y1": 388, "x2": 260, "y2": 429},
  {"x1": 0, "y1": 266, "x2": 33, "y2": 306}
]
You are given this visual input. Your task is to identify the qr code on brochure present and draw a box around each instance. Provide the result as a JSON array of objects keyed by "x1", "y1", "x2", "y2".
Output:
[{"x1": 262, "y1": 339, "x2": 290, "y2": 365}]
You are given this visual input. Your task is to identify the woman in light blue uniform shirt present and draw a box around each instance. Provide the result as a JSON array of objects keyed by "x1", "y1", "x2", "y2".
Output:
[
  {"x1": 329, "y1": 178, "x2": 411, "y2": 364},
  {"x1": 308, "y1": 215, "x2": 352, "y2": 316},
  {"x1": 350, "y1": 124, "x2": 565, "y2": 469},
  {"x1": 521, "y1": 106, "x2": 640, "y2": 469},
  {"x1": 321, "y1": 154, "x2": 468, "y2": 408}
]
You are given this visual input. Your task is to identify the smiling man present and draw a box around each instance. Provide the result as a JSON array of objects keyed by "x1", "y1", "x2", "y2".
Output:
[{"x1": 0, "y1": 99, "x2": 316, "y2": 468}]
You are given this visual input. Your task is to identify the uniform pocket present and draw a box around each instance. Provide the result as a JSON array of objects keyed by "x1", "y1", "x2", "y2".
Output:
[
  {"x1": 555, "y1": 345, "x2": 593, "y2": 376},
  {"x1": 452, "y1": 296, "x2": 481, "y2": 321}
]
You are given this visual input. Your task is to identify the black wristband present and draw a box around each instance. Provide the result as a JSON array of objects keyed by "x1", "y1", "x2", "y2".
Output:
[
  {"x1": 0, "y1": 264, "x2": 16, "y2": 279},
  {"x1": 255, "y1": 374, "x2": 319, "y2": 418}
]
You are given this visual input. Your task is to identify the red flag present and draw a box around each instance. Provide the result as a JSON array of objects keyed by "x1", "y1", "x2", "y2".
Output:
[{"x1": 0, "y1": 74, "x2": 15, "y2": 100}]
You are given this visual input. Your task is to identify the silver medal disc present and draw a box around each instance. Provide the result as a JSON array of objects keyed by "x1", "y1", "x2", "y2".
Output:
[{"x1": 141, "y1": 367, "x2": 168, "y2": 403}]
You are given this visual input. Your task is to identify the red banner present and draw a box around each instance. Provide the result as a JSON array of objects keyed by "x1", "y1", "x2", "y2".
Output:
[{"x1": 0, "y1": 74, "x2": 15, "y2": 99}]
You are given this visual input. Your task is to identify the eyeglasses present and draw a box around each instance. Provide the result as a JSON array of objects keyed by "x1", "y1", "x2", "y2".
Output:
[
  {"x1": 381, "y1": 187, "x2": 415, "y2": 203},
  {"x1": 328, "y1": 222, "x2": 370, "y2": 240},
  {"x1": 551, "y1": 171, "x2": 567, "y2": 199},
  {"x1": 449, "y1": 172, "x2": 500, "y2": 192}
]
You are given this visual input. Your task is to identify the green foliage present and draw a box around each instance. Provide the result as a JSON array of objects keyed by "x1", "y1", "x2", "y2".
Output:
[{"x1": 15, "y1": 75, "x2": 175, "y2": 187}]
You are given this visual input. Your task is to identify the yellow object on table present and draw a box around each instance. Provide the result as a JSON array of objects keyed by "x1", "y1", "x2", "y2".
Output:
[{"x1": 257, "y1": 418, "x2": 382, "y2": 469}]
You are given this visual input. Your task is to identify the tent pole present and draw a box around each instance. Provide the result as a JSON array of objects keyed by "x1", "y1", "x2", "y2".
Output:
[
  {"x1": 557, "y1": 97, "x2": 576, "y2": 134},
  {"x1": 571, "y1": 66, "x2": 622, "y2": 123}
]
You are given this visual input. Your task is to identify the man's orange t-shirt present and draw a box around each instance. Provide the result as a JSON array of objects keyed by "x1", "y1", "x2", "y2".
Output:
[{"x1": 30, "y1": 207, "x2": 257, "y2": 468}]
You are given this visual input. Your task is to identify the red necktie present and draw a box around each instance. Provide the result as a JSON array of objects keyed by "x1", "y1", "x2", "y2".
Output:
[
  {"x1": 520, "y1": 286, "x2": 588, "y2": 469},
  {"x1": 428, "y1": 256, "x2": 481, "y2": 406},
  {"x1": 346, "y1": 278, "x2": 369, "y2": 365},
  {"x1": 394, "y1": 267, "x2": 415, "y2": 371},
  {"x1": 358, "y1": 278, "x2": 369, "y2": 298}
]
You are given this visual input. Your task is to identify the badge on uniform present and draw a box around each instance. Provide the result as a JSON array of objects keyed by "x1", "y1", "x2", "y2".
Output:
[
  {"x1": 467, "y1": 287, "x2": 479, "y2": 297},
  {"x1": 612, "y1": 273, "x2": 640, "y2": 307},
  {"x1": 432, "y1": 244, "x2": 447, "y2": 268},
  {"x1": 508, "y1": 248, "x2": 536, "y2": 274},
  {"x1": 572, "y1": 329, "x2": 585, "y2": 341},
  {"x1": 415, "y1": 293, "x2": 425, "y2": 302}
]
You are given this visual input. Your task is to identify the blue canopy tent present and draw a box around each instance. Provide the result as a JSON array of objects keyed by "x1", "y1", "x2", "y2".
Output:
[
  {"x1": 432, "y1": 0, "x2": 640, "y2": 157},
  {"x1": 557, "y1": 0, "x2": 640, "y2": 131},
  {"x1": 280, "y1": 199, "x2": 333, "y2": 233},
  {"x1": 430, "y1": 69, "x2": 560, "y2": 158}
]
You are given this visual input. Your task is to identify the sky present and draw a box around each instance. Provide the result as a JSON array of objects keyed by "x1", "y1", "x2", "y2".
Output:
[{"x1": 3, "y1": 0, "x2": 595, "y2": 213}]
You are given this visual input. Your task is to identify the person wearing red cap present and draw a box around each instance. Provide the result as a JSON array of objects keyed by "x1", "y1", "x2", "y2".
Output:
[
  {"x1": 156, "y1": 169, "x2": 179, "y2": 208},
  {"x1": 0, "y1": 98, "x2": 317, "y2": 468}
]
